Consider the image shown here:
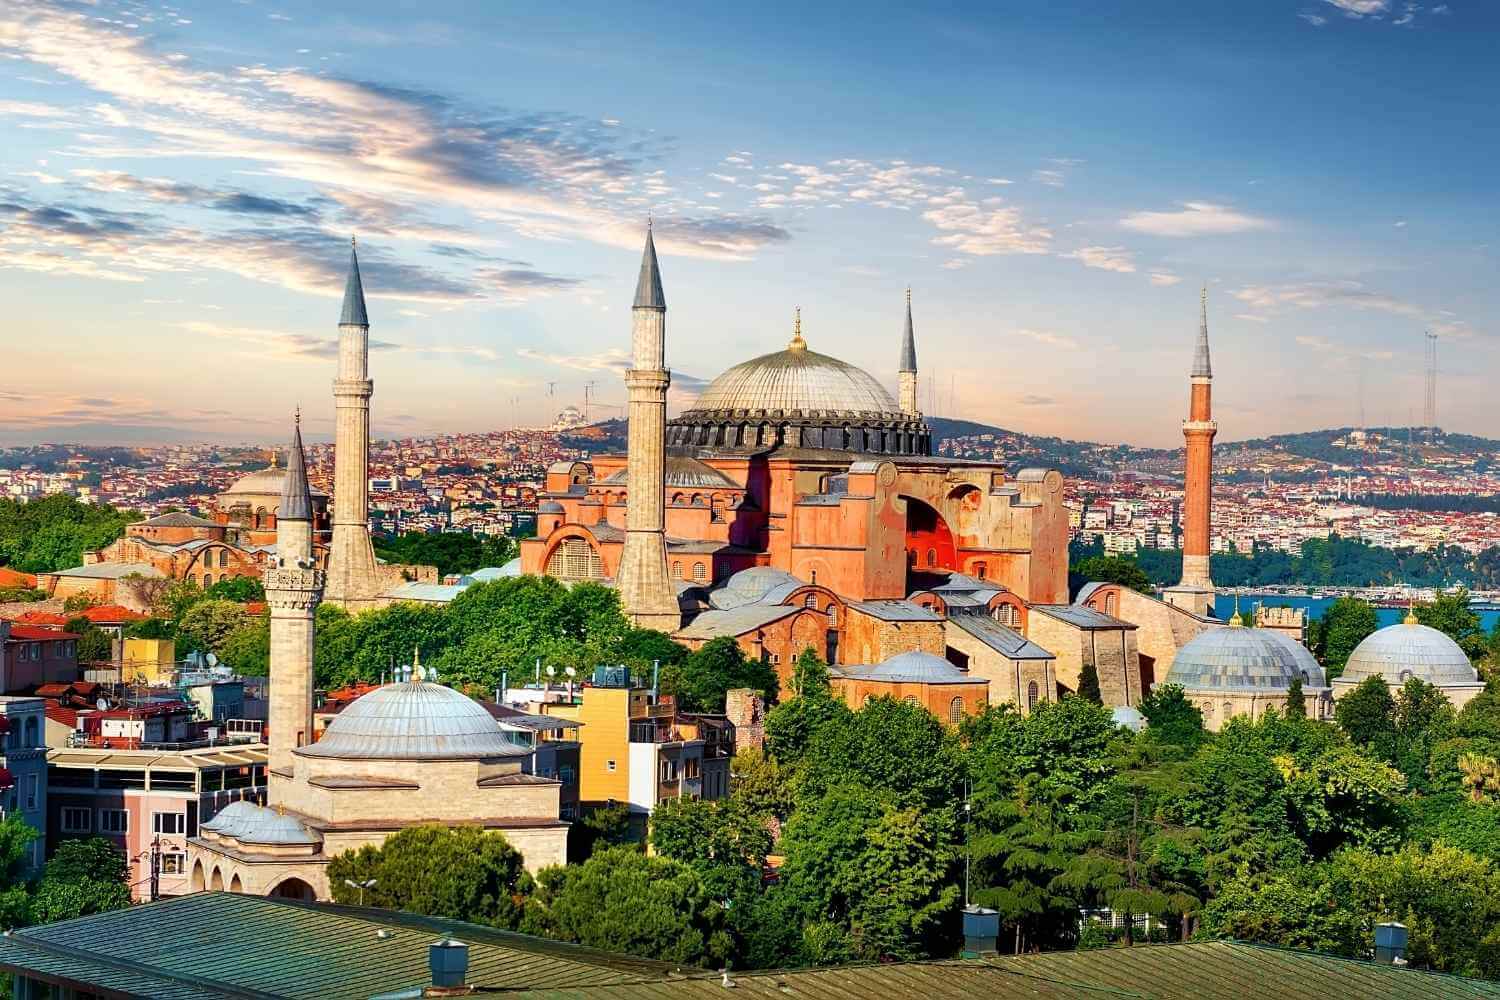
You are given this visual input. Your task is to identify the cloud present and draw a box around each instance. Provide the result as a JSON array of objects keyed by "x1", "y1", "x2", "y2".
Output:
[
  {"x1": 1016, "y1": 328, "x2": 1079, "y2": 351},
  {"x1": 1061, "y1": 245, "x2": 1136, "y2": 273},
  {"x1": 0, "y1": 2, "x2": 788, "y2": 267},
  {"x1": 71, "y1": 171, "x2": 315, "y2": 217},
  {"x1": 1233, "y1": 280, "x2": 1480, "y2": 339},
  {"x1": 1032, "y1": 169, "x2": 1065, "y2": 188},
  {"x1": 922, "y1": 196, "x2": 1052, "y2": 257},
  {"x1": 1120, "y1": 201, "x2": 1273, "y2": 237},
  {"x1": 1324, "y1": 0, "x2": 1389, "y2": 15},
  {"x1": 1018, "y1": 394, "x2": 1056, "y2": 406},
  {"x1": 1299, "y1": 13, "x2": 1330, "y2": 25},
  {"x1": 1149, "y1": 271, "x2": 1183, "y2": 286}
]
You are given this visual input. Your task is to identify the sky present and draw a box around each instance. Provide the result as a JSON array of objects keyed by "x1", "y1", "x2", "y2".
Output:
[{"x1": 0, "y1": 0, "x2": 1495, "y2": 448}]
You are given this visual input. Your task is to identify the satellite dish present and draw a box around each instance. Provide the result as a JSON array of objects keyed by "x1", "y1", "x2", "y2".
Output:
[
  {"x1": 96, "y1": 698, "x2": 110, "y2": 711},
  {"x1": 206, "y1": 652, "x2": 219, "y2": 668}
]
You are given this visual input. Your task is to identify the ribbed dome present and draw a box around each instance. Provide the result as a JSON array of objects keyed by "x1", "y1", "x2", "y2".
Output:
[
  {"x1": 222, "y1": 467, "x2": 327, "y2": 499},
  {"x1": 709, "y1": 567, "x2": 805, "y2": 610},
  {"x1": 688, "y1": 346, "x2": 902, "y2": 417},
  {"x1": 238, "y1": 810, "x2": 319, "y2": 847},
  {"x1": 297, "y1": 681, "x2": 524, "y2": 761},
  {"x1": 1166, "y1": 626, "x2": 1322, "y2": 692},
  {"x1": 201, "y1": 800, "x2": 260, "y2": 838},
  {"x1": 1342, "y1": 622, "x2": 1477, "y2": 687}
]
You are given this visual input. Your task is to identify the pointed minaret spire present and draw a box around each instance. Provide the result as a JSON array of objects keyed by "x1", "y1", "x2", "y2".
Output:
[
  {"x1": 633, "y1": 221, "x2": 666, "y2": 310},
  {"x1": 899, "y1": 286, "x2": 917, "y2": 373},
  {"x1": 280, "y1": 407, "x2": 313, "y2": 522},
  {"x1": 340, "y1": 236, "x2": 369, "y2": 327},
  {"x1": 898, "y1": 288, "x2": 919, "y2": 415},
  {"x1": 1192, "y1": 285, "x2": 1212, "y2": 378}
]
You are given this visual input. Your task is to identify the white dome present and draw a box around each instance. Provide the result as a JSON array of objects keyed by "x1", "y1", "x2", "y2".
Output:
[
  {"x1": 201, "y1": 799, "x2": 260, "y2": 837},
  {"x1": 1342, "y1": 621, "x2": 1477, "y2": 688},
  {"x1": 687, "y1": 346, "x2": 902, "y2": 418},
  {"x1": 297, "y1": 681, "x2": 524, "y2": 761}
]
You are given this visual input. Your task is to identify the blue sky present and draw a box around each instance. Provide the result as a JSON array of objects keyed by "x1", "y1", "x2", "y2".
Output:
[{"x1": 0, "y1": 0, "x2": 1494, "y2": 447}]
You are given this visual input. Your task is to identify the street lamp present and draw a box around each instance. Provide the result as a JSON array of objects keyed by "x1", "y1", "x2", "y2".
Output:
[{"x1": 344, "y1": 877, "x2": 377, "y2": 906}]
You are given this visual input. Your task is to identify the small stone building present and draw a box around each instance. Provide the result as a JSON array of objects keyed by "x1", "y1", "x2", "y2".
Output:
[{"x1": 1164, "y1": 622, "x2": 1331, "y2": 731}]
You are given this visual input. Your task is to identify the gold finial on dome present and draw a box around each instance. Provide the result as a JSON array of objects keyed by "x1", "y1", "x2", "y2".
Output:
[
  {"x1": 788, "y1": 306, "x2": 807, "y2": 352},
  {"x1": 1404, "y1": 597, "x2": 1419, "y2": 625},
  {"x1": 1228, "y1": 592, "x2": 1243, "y2": 627}
]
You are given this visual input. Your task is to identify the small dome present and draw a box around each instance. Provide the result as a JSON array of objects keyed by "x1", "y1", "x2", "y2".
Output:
[
  {"x1": 853, "y1": 651, "x2": 969, "y2": 683},
  {"x1": 1166, "y1": 626, "x2": 1321, "y2": 692},
  {"x1": 221, "y1": 466, "x2": 327, "y2": 502},
  {"x1": 602, "y1": 456, "x2": 741, "y2": 490},
  {"x1": 538, "y1": 501, "x2": 565, "y2": 514},
  {"x1": 201, "y1": 799, "x2": 260, "y2": 837},
  {"x1": 1342, "y1": 621, "x2": 1477, "y2": 688},
  {"x1": 297, "y1": 681, "x2": 525, "y2": 761},
  {"x1": 237, "y1": 810, "x2": 319, "y2": 847},
  {"x1": 687, "y1": 346, "x2": 902, "y2": 418},
  {"x1": 709, "y1": 566, "x2": 805, "y2": 610}
]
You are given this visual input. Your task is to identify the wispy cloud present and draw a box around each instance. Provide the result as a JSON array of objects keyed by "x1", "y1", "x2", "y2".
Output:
[
  {"x1": 1233, "y1": 280, "x2": 1479, "y2": 339},
  {"x1": 1061, "y1": 245, "x2": 1135, "y2": 274},
  {"x1": 1149, "y1": 271, "x2": 1183, "y2": 286},
  {"x1": 1016, "y1": 328, "x2": 1079, "y2": 351},
  {"x1": 1120, "y1": 201, "x2": 1273, "y2": 238}
]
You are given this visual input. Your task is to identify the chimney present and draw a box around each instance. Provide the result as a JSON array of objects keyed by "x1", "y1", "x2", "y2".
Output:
[
  {"x1": 961, "y1": 905, "x2": 999, "y2": 957},
  {"x1": 428, "y1": 937, "x2": 469, "y2": 992},
  {"x1": 1374, "y1": 922, "x2": 1408, "y2": 966}
]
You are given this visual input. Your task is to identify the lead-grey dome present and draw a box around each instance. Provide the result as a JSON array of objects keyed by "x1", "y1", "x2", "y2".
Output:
[
  {"x1": 709, "y1": 566, "x2": 804, "y2": 610},
  {"x1": 836, "y1": 651, "x2": 971, "y2": 684},
  {"x1": 1342, "y1": 621, "x2": 1477, "y2": 687},
  {"x1": 297, "y1": 681, "x2": 524, "y2": 761},
  {"x1": 1166, "y1": 626, "x2": 1322, "y2": 691},
  {"x1": 201, "y1": 800, "x2": 260, "y2": 838},
  {"x1": 689, "y1": 346, "x2": 903, "y2": 418}
]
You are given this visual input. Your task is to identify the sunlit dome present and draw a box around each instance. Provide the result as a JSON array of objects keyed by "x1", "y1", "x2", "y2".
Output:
[
  {"x1": 1342, "y1": 620, "x2": 1477, "y2": 688},
  {"x1": 687, "y1": 345, "x2": 902, "y2": 418},
  {"x1": 1166, "y1": 626, "x2": 1323, "y2": 692},
  {"x1": 296, "y1": 681, "x2": 525, "y2": 761}
]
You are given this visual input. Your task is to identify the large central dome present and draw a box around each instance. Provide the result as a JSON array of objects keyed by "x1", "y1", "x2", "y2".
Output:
[
  {"x1": 690, "y1": 345, "x2": 903, "y2": 417},
  {"x1": 668, "y1": 317, "x2": 930, "y2": 456}
]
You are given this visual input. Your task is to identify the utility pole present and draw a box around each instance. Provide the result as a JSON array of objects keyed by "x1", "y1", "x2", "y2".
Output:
[{"x1": 149, "y1": 834, "x2": 160, "y2": 902}]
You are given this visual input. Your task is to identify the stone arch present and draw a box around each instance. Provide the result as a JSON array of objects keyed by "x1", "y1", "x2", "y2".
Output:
[
  {"x1": 210, "y1": 867, "x2": 224, "y2": 891},
  {"x1": 268, "y1": 877, "x2": 316, "y2": 902},
  {"x1": 229, "y1": 873, "x2": 243, "y2": 893},
  {"x1": 541, "y1": 528, "x2": 606, "y2": 582},
  {"x1": 987, "y1": 593, "x2": 1026, "y2": 630},
  {"x1": 190, "y1": 859, "x2": 206, "y2": 893},
  {"x1": 903, "y1": 497, "x2": 956, "y2": 574}
]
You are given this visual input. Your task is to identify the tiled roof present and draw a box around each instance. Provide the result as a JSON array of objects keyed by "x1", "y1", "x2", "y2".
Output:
[
  {"x1": 848, "y1": 599, "x2": 942, "y2": 623},
  {"x1": 0, "y1": 891, "x2": 672, "y2": 1000},
  {"x1": 42, "y1": 562, "x2": 163, "y2": 581},
  {"x1": 674, "y1": 604, "x2": 800, "y2": 640},
  {"x1": 5, "y1": 625, "x2": 80, "y2": 641},
  {"x1": 948, "y1": 614, "x2": 1054, "y2": 659},
  {"x1": 1029, "y1": 604, "x2": 1136, "y2": 630},
  {"x1": 138, "y1": 511, "x2": 221, "y2": 528}
]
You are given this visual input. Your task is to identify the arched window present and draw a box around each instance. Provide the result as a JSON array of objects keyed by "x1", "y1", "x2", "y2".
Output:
[
  {"x1": 24, "y1": 717, "x2": 38, "y2": 746},
  {"x1": 672, "y1": 562, "x2": 683, "y2": 579},
  {"x1": 907, "y1": 549, "x2": 916, "y2": 567},
  {"x1": 1104, "y1": 591, "x2": 1116, "y2": 614},
  {"x1": 949, "y1": 697, "x2": 964, "y2": 724},
  {"x1": 546, "y1": 538, "x2": 603, "y2": 580},
  {"x1": 1203, "y1": 702, "x2": 1215, "y2": 717},
  {"x1": 926, "y1": 547, "x2": 936, "y2": 567},
  {"x1": 993, "y1": 603, "x2": 1020, "y2": 628},
  {"x1": 204, "y1": 574, "x2": 214, "y2": 587},
  {"x1": 826, "y1": 605, "x2": 838, "y2": 627},
  {"x1": 1223, "y1": 701, "x2": 1233, "y2": 719},
  {"x1": 219, "y1": 549, "x2": 229, "y2": 567},
  {"x1": 1027, "y1": 681, "x2": 1039, "y2": 711},
  {"x1": 671, "y1": 493, "x2": 684, "y2": 505},
  {"x1": 692, "y1": 562, "x2": 707, "y2": 581},
  {"x1": 974, "y1": 562, "x2": 987, "y2": 581},
  {"x1": 691, "y1": 494, "x2": 705, "y2": 507},
  {"x1": 804, "y1": 594, "x2": 818, "y2": 609}
]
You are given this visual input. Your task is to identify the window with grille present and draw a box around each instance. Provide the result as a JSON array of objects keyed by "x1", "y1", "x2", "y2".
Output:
[
  {"x1": 949, "y1": 697, "x2": 963, "y2": 724},
  {"x1": 546, "y1": 538, "x2": 603, "y2": 580},
  {"x1": 1027, "y1": 681, "x2": 1039, "y2": 711}
]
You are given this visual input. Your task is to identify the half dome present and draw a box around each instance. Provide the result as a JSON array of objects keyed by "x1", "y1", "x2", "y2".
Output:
[
  {"x1": 296, "y1": 681, "x2": 525, "y2": 761},
  {"x1": 1342, "y1": 621, "x2": 1477, "y2": 688}
]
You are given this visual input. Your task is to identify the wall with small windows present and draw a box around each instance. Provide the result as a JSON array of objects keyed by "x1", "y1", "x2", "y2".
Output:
[{"x1": 0, "y1": 696, "x2": 48, "y2": 873}]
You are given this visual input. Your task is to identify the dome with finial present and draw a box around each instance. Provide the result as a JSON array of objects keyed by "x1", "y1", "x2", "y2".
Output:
[
  {"x1": 1166, "y1": 625, "x2": 1325, "y2": 692},
  {"x1": 1341, "y1": 618, "x2": 1477, "y2": 689},
  {"x1": 669, "y1": 307, "x2": 929, "y2": 456},
  {"x1": 296, "y1": 678, "x2": 524, "y2": 761}
]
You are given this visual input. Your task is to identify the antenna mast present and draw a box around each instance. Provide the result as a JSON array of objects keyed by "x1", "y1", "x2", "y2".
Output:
[{"x1": 1423, "y1": 330, "x2": 1438, "y2": 446}]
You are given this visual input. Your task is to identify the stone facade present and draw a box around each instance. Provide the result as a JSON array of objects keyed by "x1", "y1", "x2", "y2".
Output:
[
  {"x1": 1078, "y1": 584, "x2": 1215, "y2": 690},
  {"x1": 1026, "y1": 606, "x2": 1143, "y2": 707}
]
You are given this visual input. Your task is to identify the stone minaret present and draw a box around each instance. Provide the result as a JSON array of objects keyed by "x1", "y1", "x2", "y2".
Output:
[
  {"x1": 616, "y1": 224, "x2": 680, "y2": 631},
  {"x1": 265, "y1": 413, "x2": 322, "y2": 788},
  {"x1": 1165, "y1": 287, "x2": 1217, "y2": 617},
  {"x1": 898, "y1": 286, "x2": 919, "y2": 415},
  {"x1": 324, "y1": 238, "x2": 382, "y2": 611}
]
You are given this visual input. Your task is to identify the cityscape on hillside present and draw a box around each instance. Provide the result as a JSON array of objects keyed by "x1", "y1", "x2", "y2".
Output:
[{"x1": 1, "y1": 3, "x2": 1498, "y2": 999}]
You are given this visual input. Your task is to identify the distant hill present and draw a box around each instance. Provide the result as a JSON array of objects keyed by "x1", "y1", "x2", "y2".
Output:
[{"x1": 561, "y1": 418, "x2": 1500, "y2": 481}]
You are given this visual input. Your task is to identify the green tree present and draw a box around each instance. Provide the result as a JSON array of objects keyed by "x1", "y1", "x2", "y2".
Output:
[
  {"x1": 1076, "y1": 660, "x2": 1103, "y2": 704},
  {"x1": 661, "y1": 636, "x2": 778, "y2": 713},
  {"x1": 64, "y1": 618, "x2": 113, "y2": 665},
  {"x1": 1335, "y1": 675, "x2": 1397, "y2": 749},
  {"x1": 797, "y1": 696, "x2": 963, "y2": 811},
  {"x1": 326, "y1": 825, "x2": 530, "y2": 928},
  {"x1": 572, "y1": 802, "x2": 632, "y2": 860},
  {"x1": 790, "y1": 646, "x2": 830, "y2": 699},
  {"x1": 1072, "y1": 555, "x2": 1153, "y2": 595},
  {"x1": 729, "y1": 746, "x2": 794, "y2": 822},
  {"x1": 1416, "y1": 588, "x2": 1488, "y2": 662},
  {"x1": 203, "y1": 576, "x2": 265, "y2": 603},
  {"x1": 522, "y1": 847, "x2": 729, "y2": 966},
  {"x1": 763, "y1": 693, "x2": 852, "y2": 773},
  {"x1": 1284, "y1": 677, "x2": 1306, "y2": 720},
  {"x1": 30, "y1": 838, "x2": 131, "y2": 924},
  {"x1": 175, "y1": 599, "x2": 249, "y2": 656},
  {"x1": 123, "y1": 616, "x2": 174, "y2": 641},
  {"x1": 1313, "y1": 598, "x2": 1378, "y2": 680},
  {"x1": 218, "y1": 618, "x2": 270, "y2": 676},
  {"x1": 1138, "y1": 683, "x2": 1206, "y2": 751},
  {"x1": 0, "y1": 815, "x2": 38, "y2": 929}
]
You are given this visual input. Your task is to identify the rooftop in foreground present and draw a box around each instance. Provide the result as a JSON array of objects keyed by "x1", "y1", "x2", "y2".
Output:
[{"x1": 1, "y1": 893, "x2": 1498, "y2": 1000}]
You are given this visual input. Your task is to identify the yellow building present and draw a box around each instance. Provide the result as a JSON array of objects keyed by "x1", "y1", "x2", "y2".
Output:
[{"x1": 121, "y1": 638, "x2": 175, "y2": 686}]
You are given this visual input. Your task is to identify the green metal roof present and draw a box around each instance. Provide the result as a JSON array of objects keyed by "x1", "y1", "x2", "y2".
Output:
[
  {"x1": 0, "y1": 892, "x2": 675, "y2": 1000},
  {"x1": 4, "y1": 895, "x2": 1500, "y2": 1000},
  {"x1": 502, "y1": 941, "x2": 1500, "y2": 1000}
]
